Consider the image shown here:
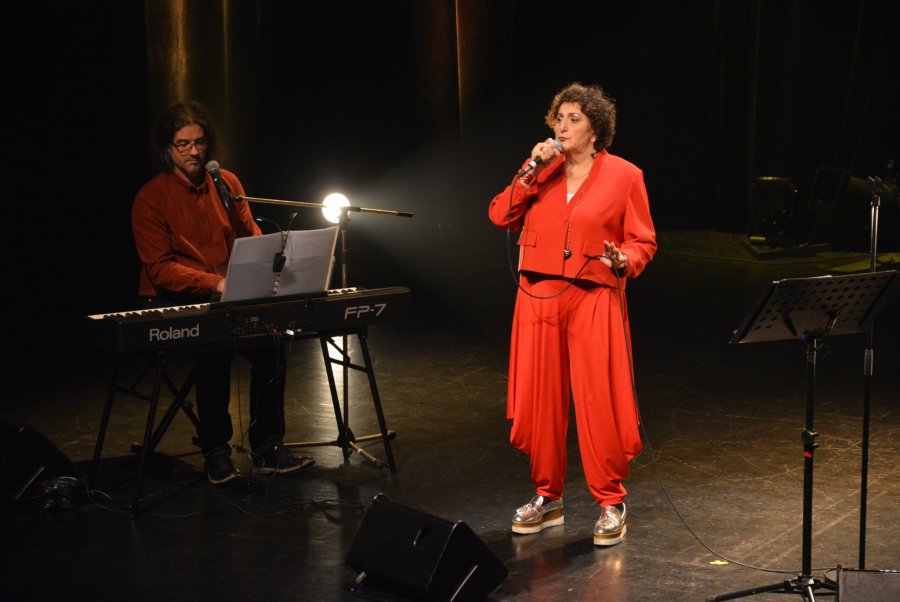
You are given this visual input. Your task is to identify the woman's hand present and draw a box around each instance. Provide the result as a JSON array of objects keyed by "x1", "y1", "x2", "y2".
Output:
[
  {"x1": 527, "y1": 138, "x2": 562, "y2": 175},
  {"x1": 600, "y1": 240, "x2": 629, "y2": 271}
]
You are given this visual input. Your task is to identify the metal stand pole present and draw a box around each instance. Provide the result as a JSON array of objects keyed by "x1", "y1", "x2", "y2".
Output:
[{"x1": 859, "y1": 176, "x2": 882, "y2": 569}]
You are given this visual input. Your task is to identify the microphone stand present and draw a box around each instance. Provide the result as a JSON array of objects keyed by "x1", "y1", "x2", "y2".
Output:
[
  {"x1": 236, "y1": 194, "x2": 413, "y2": 468},
  {"x1": 858, "y1": 176, "x2": 882, "y2": 570},
  {"x1": 237, "y1": 194, "x2": 413, "y2": 219}
]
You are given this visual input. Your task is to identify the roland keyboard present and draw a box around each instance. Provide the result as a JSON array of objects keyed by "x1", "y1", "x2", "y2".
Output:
[{"x1": 85, "y1": 286, "x2": 410, "y2": 354}]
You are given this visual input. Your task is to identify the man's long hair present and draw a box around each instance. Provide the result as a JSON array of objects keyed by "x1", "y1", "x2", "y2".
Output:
[{"x1": 153, "y1": 101, "x2": 219, "y2": 172}]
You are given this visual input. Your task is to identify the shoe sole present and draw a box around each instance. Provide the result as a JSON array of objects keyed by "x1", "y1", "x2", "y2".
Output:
[
  {"x1": 252, "y1": 457, "x2": 315, "y2": 475},
  {"x1": 511, "y1": 509, "x2": 565, "y2": 534},
  {"x1": 593, "y1": 523, "x2": 626, "y2": 546},
  {"x1": 208, "y1": 471, "x2": 240, "y2": 485}
]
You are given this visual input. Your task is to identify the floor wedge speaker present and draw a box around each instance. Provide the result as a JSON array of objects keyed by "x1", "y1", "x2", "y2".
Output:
[
  {"x1": 0, "y1": 421, "x2": 76, "y2": 504},
  {"x1": 837, "y1": 568, "x2": 900, "y2": 601},
  {"x1": 347, "y1": 494, "x2": 508, "y2": 601}
]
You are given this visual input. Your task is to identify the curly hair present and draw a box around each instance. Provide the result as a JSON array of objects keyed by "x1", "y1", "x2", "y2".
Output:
[
  {"x1": 153, "y1": 101, "x2": 219, "y2": 172},
  {"x1": 544, "y1": 82, "x2": 616, "y2": 151}
]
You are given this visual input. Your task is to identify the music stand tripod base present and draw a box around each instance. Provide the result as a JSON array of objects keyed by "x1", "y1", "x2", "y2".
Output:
[
  {"x1": 286, "y1": 330, "x2": 397, "y2": 473},
  {"x1": 288, "y1": 430, "x2": 397, "y2": 469}
]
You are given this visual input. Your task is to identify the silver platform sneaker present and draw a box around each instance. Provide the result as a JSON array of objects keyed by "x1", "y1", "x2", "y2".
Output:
[
  {"x1": 511, "y1": 495, "x2": 564, "y2": 534},
  {"x1": 593, "y1": 503, "x2": 626, "y2": 546}
]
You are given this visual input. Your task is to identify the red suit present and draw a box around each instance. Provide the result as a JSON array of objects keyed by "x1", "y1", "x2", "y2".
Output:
[{"x1": 488, "y1": 150, "x2": 656, "y2": 506}]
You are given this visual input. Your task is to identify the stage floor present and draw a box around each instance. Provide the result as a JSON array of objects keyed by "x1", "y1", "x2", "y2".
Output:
[{"x1": 3, "y1": 231, "x2": 899, "y2": 601}]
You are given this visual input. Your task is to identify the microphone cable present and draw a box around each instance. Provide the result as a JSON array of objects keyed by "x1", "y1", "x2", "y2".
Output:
[
  {"x1": 605, "y1": 249, "x2": 834, "y2": 578},
  {"x1": 613, "y1": 265, "x2": 835, "y2": 576},
  {"x1": 234, "y1": 212, "x2": 299, "y2": 462},
  {"x1": 272, "y1": 212, "x2": 299, "y2": 292},
  {"x1": 502, "y1": 174, "x2": 594, "y2": 301}
]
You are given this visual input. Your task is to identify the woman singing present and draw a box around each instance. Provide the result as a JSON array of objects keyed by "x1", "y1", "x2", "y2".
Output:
[{"x1": 488, "y1": 82, "x2": 656, "y2": 546}]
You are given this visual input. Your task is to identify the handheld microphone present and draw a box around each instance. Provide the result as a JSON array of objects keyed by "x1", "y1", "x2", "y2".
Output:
[
  {"x1": 205, "y1": 160, "x2": 237, "y2": 215},
  {"x1": 516, "y1": 139, "x2": 563, "y2": 177}
]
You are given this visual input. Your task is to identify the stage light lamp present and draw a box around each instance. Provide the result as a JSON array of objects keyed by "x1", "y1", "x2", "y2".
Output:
[{"x1": 322, "y1": 193, "x2": 350, "y2": 224}]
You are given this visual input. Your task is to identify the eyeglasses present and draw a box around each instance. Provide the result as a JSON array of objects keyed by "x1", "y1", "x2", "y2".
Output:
[{"x1": 171, "y1": 138, "x2": 208, "y2": 154}]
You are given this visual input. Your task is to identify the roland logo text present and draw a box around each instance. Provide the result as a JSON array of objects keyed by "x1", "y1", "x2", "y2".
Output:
[{"x1": 149, "y1": 324, "x2": 201, "y2": 342}]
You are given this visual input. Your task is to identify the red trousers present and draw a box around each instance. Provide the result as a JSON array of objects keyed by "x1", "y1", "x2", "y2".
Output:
[{"x1": 507, "y1": 276, "x2": 642, "y2": 506}]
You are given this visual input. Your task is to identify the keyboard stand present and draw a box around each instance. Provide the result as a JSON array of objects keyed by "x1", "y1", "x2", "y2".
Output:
[
  {"x1": 88, "y1": 351, "x2": 201, "y2": 517},
  {"x1": 286, "y1": 327, "x2": 397, "y2": 474},
  {"x1": 88, "y1": 325, "x2": 399, "y2": 517}
]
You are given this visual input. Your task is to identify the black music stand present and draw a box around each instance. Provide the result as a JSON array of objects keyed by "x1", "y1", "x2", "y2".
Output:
[{"x1": 708, "y1": 270, "x2": 898, "y2": 601}]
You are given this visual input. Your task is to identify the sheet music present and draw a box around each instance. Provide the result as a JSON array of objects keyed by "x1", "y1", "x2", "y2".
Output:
[{"x1": 221, "y1": 226, "x2": 339, "y2": 302}]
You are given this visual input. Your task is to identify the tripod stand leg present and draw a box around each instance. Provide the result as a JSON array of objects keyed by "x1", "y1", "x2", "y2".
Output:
[
  {"x1": 345, "y1": 439, "x2": 386, "y2": 467},
  {"x1": 706, "y1": 576, "x2": 834, "y2": 602},
  {"x1": 705, "y1": 580, "x2": 793, "y2": 601}
]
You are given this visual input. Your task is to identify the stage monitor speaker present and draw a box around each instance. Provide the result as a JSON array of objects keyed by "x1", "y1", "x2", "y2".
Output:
[
  {"x1": 0, "y1": 421, "x2": 76, "y2": 504},
  {"x1": 347, "y1": 494, "x2": 508, "y2": 602},
  {"x1": 837, "y1": 568, "x2": 900, "y2": 601}
]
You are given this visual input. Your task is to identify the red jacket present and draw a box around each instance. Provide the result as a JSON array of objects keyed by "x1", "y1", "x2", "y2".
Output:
[{"x1": 488, "y1": 149, "x2": 656, "y2": 288}]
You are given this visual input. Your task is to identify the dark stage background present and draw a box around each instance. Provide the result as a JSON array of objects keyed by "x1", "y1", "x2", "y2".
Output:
[{"x1": 4, "y1": 1, "x2": 898, "y2": 373}]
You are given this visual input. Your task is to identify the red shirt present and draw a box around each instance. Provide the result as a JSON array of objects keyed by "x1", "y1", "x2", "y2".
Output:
[{"x1": 131, "y1": 169, "x2": 260, "y2": 298}]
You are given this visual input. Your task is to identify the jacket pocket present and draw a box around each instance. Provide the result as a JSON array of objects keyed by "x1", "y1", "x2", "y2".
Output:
[
  {"x1": 581, "y1": 239, "x2": 606, "y2": 259},
  {"x1": 518, "y1": 229, "x2": 537, "y2": 248}
]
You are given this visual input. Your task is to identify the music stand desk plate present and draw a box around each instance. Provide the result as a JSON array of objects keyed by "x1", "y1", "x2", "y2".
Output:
[{"x1": 730, "y1": 270, "x2": 898, "y2": 345}]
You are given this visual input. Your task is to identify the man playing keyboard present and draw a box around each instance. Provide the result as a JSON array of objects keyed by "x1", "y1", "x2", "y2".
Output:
[{"x1": 131, "y1": 101, "x2": 313, "y2": 484}]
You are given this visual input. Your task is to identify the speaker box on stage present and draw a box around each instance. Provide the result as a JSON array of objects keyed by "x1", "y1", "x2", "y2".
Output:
[
  {"x1": 0, "y1": 421, "x2": 77, "y2": 505},
  {"x1": 347, "y1": 494, "x2": 508, "y2": 601},
  {"x1": 837, "y1": 568, "x2": 900, "y2": 601}
]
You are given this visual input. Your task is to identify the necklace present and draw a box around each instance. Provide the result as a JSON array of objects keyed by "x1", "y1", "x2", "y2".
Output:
[
  {"x1": 566, "y1": 168, "x2": 590, "y2": 180},
  {"x1": 563, "y1": 201, "x2": 581, "y2": 259},
  {"x1": 563, "y1": 158, "x2": 594, "y2": 258}
]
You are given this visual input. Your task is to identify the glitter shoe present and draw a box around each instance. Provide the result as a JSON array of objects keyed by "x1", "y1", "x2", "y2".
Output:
[
  {"x1": 593, "y1": 503, "x2": 626, "y2": 546},
  {"x1": 511, "y1": 495, "x2": 564, "y2": 534}
]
